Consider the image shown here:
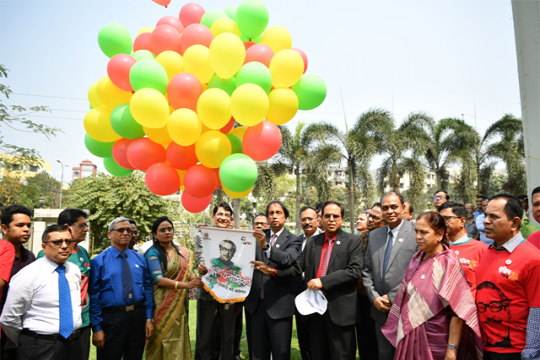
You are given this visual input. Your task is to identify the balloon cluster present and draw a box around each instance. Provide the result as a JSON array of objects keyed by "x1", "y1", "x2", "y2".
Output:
[{"x1": 84, "y1": 0, "x2": 327, "y2": 213}]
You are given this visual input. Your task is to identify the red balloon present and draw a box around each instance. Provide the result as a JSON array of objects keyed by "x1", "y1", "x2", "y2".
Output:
[
  {"x1": 152, "y1": 0, "x2": 171, "y2": 7},
  {"x1": 107, "y1": 54, "x2": 136, "y2": 92},
  {"x1": 220, "y1": 117, "x2": 235, "y2": 134},
  {"x1": 242, "y1": 121, "x2": 282, "y2": 161},
  {"x1": 184, "y1": 164, "x2": 217, "y2": 199},
  {"x1": 167, "y1": 143, "x2": 198, "y2": 170},
  {"x1": 127, "y1": 138, "x2": 167, "y2": 171},
  {"x1": 244, "y1": 41, "x2": 257, "y2": 50},
  {"x1": 213, "y1": 168, "x2": 221, "y2": 189},
  {"x1": 151, "y1": 25, "x2": 182, "y2": 55},
  {"x1": 112, "y1": 138, "x2": 137, "y2": 170},
  {"x1": 179, "y1": 24, "x2": 213, "y2": 55},
  {"x1": 292, "y1": 48, "x2": 308, "y2": 74},
  {"x1": 181, "y1": 191, "x2": 212, "y2": 213},
  {"x1": 179, "y1": 2, "x2": 206, "y2": 27},
  {"x1": 156, "y1": 16, "x2": 185, "y2": 34},
  {"x1": 244, "y1": 44, "x2": 275, "y2": 68},
  {"x1": 145, "y1": 162, "x2": 180, "y2": 196},
  {"x1": 167, "y1": 73, "x2": 202, "y2": 110},
  {"x1": 133, "y1": 32, "x2": 152, "y2": 52}
]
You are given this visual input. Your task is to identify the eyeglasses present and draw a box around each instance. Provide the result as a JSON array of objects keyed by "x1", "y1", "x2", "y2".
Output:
[
  {"x1": 442, "y1": 216, "x2": 461, "y2": 222},
  {"x1": 111, "y1": 227, "x2": 133, "y2": 235},
  {"x1": 477, "y1": 301, "x2": 509, "y2": 313},
  {"x1": 45, "y1": 239, "x2": 76, "y2": 248},
  {"x1": 132, "y1": 231, "x2": 139, "y2": 236},
  {"x1": 215, "y1": 212, "x2": 231, "y2": 218},
  {"x1": 368, "y1": 214, "x2": 382, "y2": 221},
  {"x1": 220, "y1": 248, "x2": 234, "y2": 253},
  {"x1": 72, "y1": 223, "x2": 88, "y2": 230},
  {"x1": 323, "y1": 214, "x2": 341, "y2": 220},
  {"x1": 254, "y1": 221, "x2": 268, "y2": 227},
  {"x1": 158, "y1": 227, "x2": 174, "y2": 234},
  {"x1": 434, "y1": 195, "x2": 445, "y2": 200}
]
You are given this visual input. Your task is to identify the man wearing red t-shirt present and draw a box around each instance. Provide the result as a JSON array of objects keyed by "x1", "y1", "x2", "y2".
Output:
[
  {"x1": 440, "y1": 201, "x2": 487, "y2": 298},
  {"x1": 475, "y1": 193, "x2": 540, "y2": 360},
  {"x1": 526, "y1": 186, "x2": 540, "y2": 250}
]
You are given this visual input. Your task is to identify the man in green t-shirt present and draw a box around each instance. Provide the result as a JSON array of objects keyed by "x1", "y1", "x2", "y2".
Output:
[{"x1": 37, "y1": 208, "x2": 91, "y2": 360}]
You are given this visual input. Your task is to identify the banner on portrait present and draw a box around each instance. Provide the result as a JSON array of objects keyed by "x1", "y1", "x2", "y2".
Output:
[{"x1": 200, "y1": 227, "x2": 256, "y2": 303}]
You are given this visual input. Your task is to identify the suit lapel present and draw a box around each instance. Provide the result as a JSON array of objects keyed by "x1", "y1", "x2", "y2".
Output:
[
  {"x1": 313, "y1": 234, "x2": 324, "y2": 276},
  {"x1": 326, "y1": 230, "x2": 344, "y2": 271},
  {"x1": 378, "y1": 225, "x2": 389, "y2": 274},
  {"x1": 263, "y1": 230, "x2": 271, "y2": 264},
  {"x1": 385, "y1": 220, "x2": 410, "y2": 272},
  {"x1": 275, "y1": 229, "x2": 289, "y2": 249}
]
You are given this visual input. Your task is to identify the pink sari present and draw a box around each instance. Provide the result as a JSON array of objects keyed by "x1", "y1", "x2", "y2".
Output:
[{"x1": 382, "y1": 246, "x2": 483, "y2": 360}]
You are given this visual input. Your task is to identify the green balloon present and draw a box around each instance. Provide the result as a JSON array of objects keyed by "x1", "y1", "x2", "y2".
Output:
[
  {"x1": 292, "y1": 73, "x2": 327, "y2": 110},
  {"x1": 104, "y1": 157, "x2": 133, "y2": 177},
  {"x1": 208, "y1": 75, "x2": 237, "y2": 96},
  {"x1": 110, "y1": 104, "x2": 145, "y2": 139},
  {"x1": 98, "y1": 23, "x2": 133, "y2": 58},
  {"x1": 129, "y1": 59, "x2": 168, "y2": 95},
  {"x1": 236, "y1": 0, "x2": 269, "y2": 39},
  {"x1": 226, "y1": 134, "x2": 243, "y2": 154},
  {"x1": 236, "y1": 62, "x2": 272, "y2": 94},
  {"x1": 132, "y1": 50, "x2": 156, "y2": 61},
  {"x1": 201, "y1": 9, "x2": 228, "y2": 29},
  {"x1": 84, "y1": 134, "x2": 114, "y2": 158},
  {"x1": 240, "y1": 33, "x2": 262, "y2": 43},
  {"x1": 220, "y1": 154, "x2": 258, "y2": 192},
  {"x1": 224, "y1": 5, "x2": 238, "y2": 22}
]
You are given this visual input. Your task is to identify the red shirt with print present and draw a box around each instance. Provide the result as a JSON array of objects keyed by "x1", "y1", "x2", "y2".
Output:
[
  {"x1": 449, "y1": 238, "x2": 487, "y2": 298},
  {"x1": 475, "y1": 241, "x2": 540, "y2": 353},
  {"x1": 527, "y1": 230, "x2": 540, "y2": 250},
  {"x1": 0, "y1": 240, "x2": 15, "y2": 300}
]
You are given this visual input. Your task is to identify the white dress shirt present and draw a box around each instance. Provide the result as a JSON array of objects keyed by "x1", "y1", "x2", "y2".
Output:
[
  {"x1": 0, "y1": 257, "x2": 82, "y2": 342},
  {"x1": 385, "y1": 218, "x2": 404, "y2": 250},
  {"x1": 302, "y1": 228, "x2": 323, "y2": 251}
]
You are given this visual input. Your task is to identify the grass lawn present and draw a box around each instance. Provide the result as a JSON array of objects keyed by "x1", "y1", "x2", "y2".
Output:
[{"x1": 90, "y1": 300, "x2": 360, "y2": 359}]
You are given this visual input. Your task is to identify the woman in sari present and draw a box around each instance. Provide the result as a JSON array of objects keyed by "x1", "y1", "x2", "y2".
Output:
[
  {"x1": 144, "y1": 216, "x2": 203, "y2": 360},
  {"x1": 382, "y1": 212, "x2": 483, "y2": 360}
]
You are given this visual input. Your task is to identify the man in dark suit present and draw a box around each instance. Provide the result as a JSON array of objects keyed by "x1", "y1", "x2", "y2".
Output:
[
  {"x1": 362, "y1": 192, "x2": 418, "y2": 360},
  {"x1": 253, "y1": 201, "x2": 364, "y2": 360},
  {"x1": 246, "y1": 201, "x2": 302, "y2": 360}
]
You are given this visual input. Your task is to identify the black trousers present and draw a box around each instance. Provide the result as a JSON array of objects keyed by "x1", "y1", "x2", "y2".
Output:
[
  {"x1": 484, "y1": 352, "x2": 521, "y2": 360},
  {"x1": 17, "y1": 331, "x2": 82, "y2": 360},
  {"x1": 307, "y1": 312, "x2": 356, "y2": 360},
  {"x1": 248, "y1": 299, "x2": 292, "y2": 360},
  {"x1": 356, "y1": 295, "x2": 378, "y2": 360},
  {"x1": 96, "y1": 306, "x2": 146, "y2": 360},
  {"x1": 375, "y1": 322, "x2": 395, "y2": 360},
  {"x1": 195, "y1": 299, "x2": 236, "y2": 360},
  {"x1": 0, "y1": 330, "x2": 16, "y2": 360},
  {"x1": 80, "y1": 326, "x2": 91, "y2": 360},
  {"x1": 234, "y1": 307, "x2": 243, "y2": 357},
  {"x1": 295, "y1": 311, "x2": 311, "y2": 360}
]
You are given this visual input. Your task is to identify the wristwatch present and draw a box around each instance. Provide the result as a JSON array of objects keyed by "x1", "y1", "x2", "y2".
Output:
[
  {"x1": 147, "y1": 318, "x2": 154, "y2": 323},
  {"x1": 264, "y1": 243, "x2": 270, "y2": 251},
  {"x1": 447, "y1": 343, "x2": 459, "y2": 350}
]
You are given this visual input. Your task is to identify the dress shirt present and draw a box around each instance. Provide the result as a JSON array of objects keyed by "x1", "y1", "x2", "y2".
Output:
[
  {"x1": 449, "y1": 233, "x2": 470, "y2": 245},
  {"x1": 316, "y1": 233, "x2": 337, "y2": 278},
  {"x1": 385, "y1": 219, "x2": 404, "y2": 251},
  {"x1": 265, "y1": 228, "x2": 285, "y2": 258},
  {"x1": 89, "y1": 246, "x2": 155, "y2": 332},
  {"x1": 489, "y1": 232, "x2": 524, "y2": 253},
  {"x1": 0, "y1": 257, "x2": 82, "y2": 342},
  {"x1": 475, "y1": 212, "x2": 493, "y2": 245},
  {"x1": 302, "y1": 228, "x2": 323, "y2": 251}
]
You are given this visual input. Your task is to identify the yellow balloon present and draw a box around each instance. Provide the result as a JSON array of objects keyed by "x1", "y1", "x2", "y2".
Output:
[
  {"x1": 130, "y1": 88, "x2": 169, "y2": 128},
  {"x1": 156, "y1": 51, "x2": 184, "y2": 80},
  {"x1": 261, "y1": 26, "x2": 292, "y2": 53},
  {"x1": 230, "y1": 84, "x2": 269, "y2": 127},
  {"x1": 266, "y1": 88, "x2": 299, "y2": 125},
  {"x1": 176, "y1": 169, "x2": 186, "y2": 189},
  {"x1": 202, "y1": 83, "x2": 208, "y2": 91},
  {"x1": 197, "y1": 88, "x2": 231, "y2": 129},
  {"x1": 209, "y1": 33, "x2": 245, "y2": 80},
  {"x1": 195, "y1": 131, "x2": 232, "y2": 168},
  {"x1": 229, "y1": 126, "x2": 248, "y2": 140},
  {"x1": 96, "y1": 76, "x2": 133, "y2": 110},
  {"x1": 210, "y1": 18, "x2": 241, "y2": 37},
  {"x1": 84, "y1": 107, "x2": 120, "y2": 142},
  {"x1": 137, "y1": 27, "x2": 154, "y2": 36},
  {"x1": 88, "y1": 82, "x2": 102, "y2": 108},
  {"x1": 143, "y1": 125, "x2": 172, "y2": 145},
  {"x1": 183, "y1": 45, "x2": 215, "y2": 84},
  {"x1": 168, "y1": 108, "x2": 202, "y2": 146},
  {"x1": 269, "y1": 50, "x2": 304, "y2": 88},
  {"x1": 223, "y1": 185, "x2": 253, "y2": 199}
]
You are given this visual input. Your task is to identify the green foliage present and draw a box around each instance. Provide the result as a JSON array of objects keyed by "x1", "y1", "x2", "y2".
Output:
[
  {"x1": 64, "y1": 172, "x2": 173, "y2": 253},
  {"x1": 0, "y1": 171, "x2": 62, "y2": 208}
]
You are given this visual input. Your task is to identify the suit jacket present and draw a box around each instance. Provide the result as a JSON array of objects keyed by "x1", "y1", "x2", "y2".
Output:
[
  {"x1": 279, "y1": 229, "x2": 364, "y2": 327},
  {"x1": 362, "y1": 219, "x2": 418, "y2": 324},
  {"x1": 245, "y1": 228, "x2": 302, "y2": 319}
]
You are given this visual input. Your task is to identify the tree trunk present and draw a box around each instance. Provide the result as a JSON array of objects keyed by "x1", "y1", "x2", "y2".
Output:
[
  {"x1": 295, "y1": 166, "x2": 301, "y2": 235},
  {"x1": 348, "y1": 160, "x2": 355, "y2": 231},
  {"x1": 391, "y1": 161, "x2": 400, "y2": 193},
  {"x1": 234, "y1": 198, "x2": 240, "y2": 229}
]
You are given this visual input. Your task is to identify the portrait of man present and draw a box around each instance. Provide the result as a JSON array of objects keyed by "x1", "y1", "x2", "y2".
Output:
[
  {"x1": 212, "y1": 240, "x2": 239, "y2": 271},
  {"x1": 476, "y1": 281, "x2": 513, "y2": 348}
]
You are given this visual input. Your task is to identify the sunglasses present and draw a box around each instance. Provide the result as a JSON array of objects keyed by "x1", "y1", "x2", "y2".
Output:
[
  {"x1": 111, "y1": 227, "x2": 133, "y2": 235},
  {"x1": 45, "y1": 239, "x2": 76, "y2": 248}
]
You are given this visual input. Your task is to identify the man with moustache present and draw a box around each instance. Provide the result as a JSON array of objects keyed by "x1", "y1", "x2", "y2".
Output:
[
  {"x1": 403, "y1": 202, "x2": 414, "y2": 222},
  {"x1": 356, "y1": 202, "x2": 387, "y2": 360},
  {"x1": 128, "y1": 219, "x2": 140, "y2": 253},
  {"x1": 477, "y1": 197, "x2": 493, "y2": 245},
  {"x1": 89, "y1": 217, "x2": 155, "y2": 360},
  {"x1": 293, "y1": 206, "x2": 323, "y2": 360},
  {"x1": 465, "y1": 203, "x2": 479, "y2": 239},
  {"x1": 355, "y1": 211, "x2": 369, "y2": 234},
  {"x1": 0, "y1": 205, "x2": 35, "y2": 360},
  {"x1": 253, "y1": 213, "x2": 269, "y2": 230},
  {"x1": 246, "y1": 201, "x2": 302, "y2": 360},
  {"x1": 362, "y1": 193, "x2": 418, "y2": 360},
  {"x1": 36, "y1": 209, "x2": 92, "y2": 360},
  {"x1": 0, "y1": 225, "x2": 82, "y2": 360},
  {"x1": 433, "y1": 190, "x2": 450, "y2": 211}
]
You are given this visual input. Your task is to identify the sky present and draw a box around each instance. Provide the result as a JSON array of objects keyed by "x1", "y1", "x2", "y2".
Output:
[{"x1": 0, "y1": 0, "x2": 520, "y2": 183}]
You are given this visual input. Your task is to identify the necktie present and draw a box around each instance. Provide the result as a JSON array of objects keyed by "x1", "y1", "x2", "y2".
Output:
[
  {"x1": 260, "y1": 234, "x2": 278, "y2": 299},
  {"x1": 320, "y1": 239, "x2": 334, "y2": 277},
  {"x1": 382, "y1": 231, "x2": 394, "y2": 293},
  {"x1": 56, "y1": 266, "x2": 74, "y2": 339},
  {"x1": 120, "y1": 252, "x2": 134, "y2": 304}
]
